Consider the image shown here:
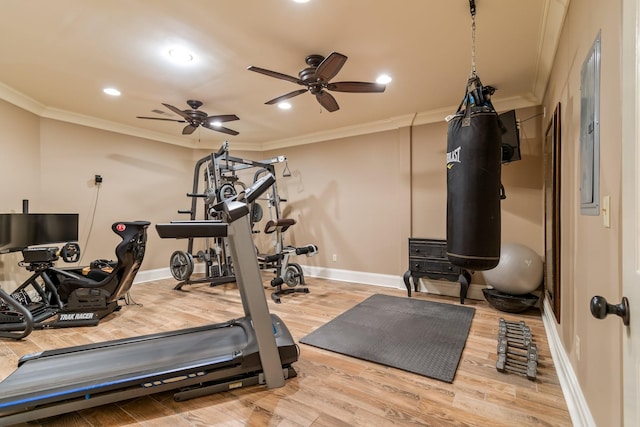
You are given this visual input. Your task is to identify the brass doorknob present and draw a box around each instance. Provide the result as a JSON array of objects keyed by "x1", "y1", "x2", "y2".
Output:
[{"x1": 590, "y1": 295, "x2": 630, "y2": 326}]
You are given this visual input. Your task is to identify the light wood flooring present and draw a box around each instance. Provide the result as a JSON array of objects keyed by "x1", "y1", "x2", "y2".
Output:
[{"x1": 0, "y1": 275, "x2": 571, "y2": 426}]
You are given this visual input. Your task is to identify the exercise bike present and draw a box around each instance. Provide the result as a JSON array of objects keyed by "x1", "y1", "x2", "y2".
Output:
[{"x1": 0, "y1": 221, "x2": 150, "y2": 339}]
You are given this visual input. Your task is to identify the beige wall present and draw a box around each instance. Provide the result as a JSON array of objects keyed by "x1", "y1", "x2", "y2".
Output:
[
  {"x1": 259, "y1": 128, "x2": 412, "y2": 275},
  {"x1": 411, "y1": 106, "x2": 544, "y2": 251},
  {"x1": 1, "y1": 100, "x2": 544, "y2": 289},
  {"x1": 242, "y1": 111, "x2": 542, "y2": 284},
  {"x1": 0, "y1": 101, "x2": 200, "y2": 289},
  {"x1": 0, "y1": 99, "x2": 42, "y2": 286},
  {"x1": 543, "y1": 0, "x2": 623, "y2": 424}
]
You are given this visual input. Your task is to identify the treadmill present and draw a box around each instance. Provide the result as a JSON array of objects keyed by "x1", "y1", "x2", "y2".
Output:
[{"x1": 0, "y1": 174, "x2": 299, "y2": 426}]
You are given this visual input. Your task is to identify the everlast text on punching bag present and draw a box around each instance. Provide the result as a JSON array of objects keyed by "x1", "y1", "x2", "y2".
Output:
[{"x1": 446, "y1": 76, "x2": 502, "y2": 270}]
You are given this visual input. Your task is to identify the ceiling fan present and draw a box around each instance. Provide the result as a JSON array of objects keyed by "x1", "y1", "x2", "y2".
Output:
[
  {"x1": 248, "y1": 52, "x2": 386, "y2": 112},
  {"x1": 137, "y1": 100, "x2": 240, "y2": 135}
]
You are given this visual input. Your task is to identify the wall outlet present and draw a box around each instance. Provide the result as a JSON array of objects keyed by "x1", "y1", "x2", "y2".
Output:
[
  {"x1": 95, "y1": 174, "x2": 103, "y2": 184},
  {"x1": 332, "y1": 254, "x2": 337, "y2": 262}
]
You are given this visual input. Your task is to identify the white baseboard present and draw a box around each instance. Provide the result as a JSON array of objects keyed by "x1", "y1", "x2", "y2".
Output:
[
  {"x1": 133, "y1": 267, "x2": 173, "y2": 283},
  {"x1": 300, "y1": 265, "x2": 484, "y2": 300},
  {"x1": 542, "y1": 298, "x2": 595, "y2": 427},
  {"x1": 300, "y1": 265, "x2": 403, "y2": 288},
  {"x1": 418, "y1": 279, "x2": 485, "y2": 301},
  {"x1": 136, "y1": 264, "x2": 483, "y2": 301},
  {"x1": 133, "y1": 263, "x2": 206, "y2": 284}
]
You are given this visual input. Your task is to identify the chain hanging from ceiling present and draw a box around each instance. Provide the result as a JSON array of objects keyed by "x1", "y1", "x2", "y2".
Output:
[{"x1": 469, "y1": 0, "x2": 477, "y2": 80}]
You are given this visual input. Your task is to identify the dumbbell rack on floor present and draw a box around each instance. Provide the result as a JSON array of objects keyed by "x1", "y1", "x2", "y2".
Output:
[{"x1": 496, "y1": 318, "x2": 538, "y2": 380}]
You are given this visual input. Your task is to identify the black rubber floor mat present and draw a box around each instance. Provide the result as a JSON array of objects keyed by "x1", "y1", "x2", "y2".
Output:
[{"x1": 300, "y1": 294, "x2": 475, "y2": 383}]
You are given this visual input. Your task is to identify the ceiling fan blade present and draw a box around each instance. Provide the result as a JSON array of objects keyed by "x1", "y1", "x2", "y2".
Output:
[
  {"x1": 206, "y1": 114, "x2": 239, "y2": 123},
  {"x1": 265, "y1": 89, "x2": 308, "y2": 105},
  {"x1": 316, "y1": 90, "x2": 339, "y2": 112},
  {"x1": 163, "y1": 103, "x2": 192, "y2": 121},
  {"x1": 327, "y1": 81, "x2": 386, "y2": 93},
  {"x1": 136, "y1": 116, "x2": 187, "y2": 123},
  {"x1": 202, "y1": 121, "x2": 239, "y2": 135},
  {"x1": 315, "y1": 52, "x2": 348, "y2": 82},
  {"x1": 182, "y1": 124, "x2": 198, "y2": 135},
  {"x1": 247, "y1": 66, "x2": 304, "y2": 85}
]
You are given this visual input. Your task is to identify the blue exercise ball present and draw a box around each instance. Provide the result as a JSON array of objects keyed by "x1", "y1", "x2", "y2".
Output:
[{"x1": 482, "y1": 243, "x2": 543, "y2": 295}]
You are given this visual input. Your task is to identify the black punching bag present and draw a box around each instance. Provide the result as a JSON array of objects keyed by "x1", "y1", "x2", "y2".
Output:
[{"x1": 446, "y1": 77, "x2": 502, "y2": 270}]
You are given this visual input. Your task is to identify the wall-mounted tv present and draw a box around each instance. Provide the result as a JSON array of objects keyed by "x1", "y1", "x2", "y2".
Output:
[
  {"x1": 499, "y1": 109, "x2": 521, "y2": 163},
  {"x1": 0, "y1": 213, "x2": 79, "y2": 254}
]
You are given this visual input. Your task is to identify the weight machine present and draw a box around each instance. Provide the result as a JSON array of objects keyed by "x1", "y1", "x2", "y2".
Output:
[
  {"x1": 167, "y1": 142, "x2": 289, "y2": 290},
  {"x1": 167, "y1": 142, "x2": 317, "y2": 301}
]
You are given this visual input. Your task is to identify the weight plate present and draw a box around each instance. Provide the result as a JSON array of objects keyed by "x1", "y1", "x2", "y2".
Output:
[
  {"x1": 283, "y1": 264, "x2": 303, "y2": 287},
  {"x1": 169, "y1": 250, "x2": 194, "y2": 281}
]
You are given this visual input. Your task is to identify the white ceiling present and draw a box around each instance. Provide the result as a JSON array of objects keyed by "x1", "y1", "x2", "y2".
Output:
[{"x1": 0, "y1": 0, "x2": 567, "y2": 150}]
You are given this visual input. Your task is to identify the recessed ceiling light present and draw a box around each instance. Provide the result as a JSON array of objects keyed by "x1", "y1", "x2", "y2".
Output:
[
  {"x1": 278, "y1": 102, "x2": 292, "y2": 110},
  {"x1": 293, "y1": 0, "x2": 310, "y2": 3},
  {"x1": 167, "y1": 47, "x2": 194, "y2": 63},
  {"x1": 103, "y1": 87, "x2": 121, "y2": 96},
  {"x1": 376, "y1": 74, "x2": 392, "y2": 84}
]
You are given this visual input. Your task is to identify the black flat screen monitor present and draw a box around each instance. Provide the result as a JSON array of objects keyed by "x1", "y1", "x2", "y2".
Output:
[
  {"x1": 0, "y1": 213, "x2": 79, "y2": 254},
  {"x1": 499, "y1": 109, "x2": 521, "y2": 163}
]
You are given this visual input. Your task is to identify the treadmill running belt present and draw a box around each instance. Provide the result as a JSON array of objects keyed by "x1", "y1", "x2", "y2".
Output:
[{"x1": 0, "y1": 323, "x2": 248, "y2": 411}]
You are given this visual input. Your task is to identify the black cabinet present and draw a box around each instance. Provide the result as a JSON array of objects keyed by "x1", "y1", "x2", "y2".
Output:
[{"x1": 403, "y1": 238, "x2": 471, "y2": 304}]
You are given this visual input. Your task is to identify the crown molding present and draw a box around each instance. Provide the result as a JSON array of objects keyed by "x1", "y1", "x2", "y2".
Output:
[
  {"x1": 0, "y1": 82, "x2": 198, "y2": 149},
  {"x1": 532, "y1": 0, "x2": 570, "y2": 101},
  {"x1": 0, "y1": 82, "x2": 541, "y2": 153},
  {"x1": 0, "y1": 82, "x2": 47, "y2": 115},
  {"x1": 258, "y1": 93, "x2": 541, "y2": 151},
  {"x1": 42, "y1": 107, "x2": 198, "y2": 149},
  {"x1": 258, "y1": 113, "x2": 417, "y2": 151}
]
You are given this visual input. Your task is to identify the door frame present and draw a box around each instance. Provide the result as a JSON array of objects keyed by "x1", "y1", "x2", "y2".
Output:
[{"x1": 621, "y1": 0, "x2": 639, "y2": 425}]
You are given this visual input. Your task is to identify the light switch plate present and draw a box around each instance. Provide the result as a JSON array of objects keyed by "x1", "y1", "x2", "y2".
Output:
[{"x1": 603, "y1": 195, "x2": 611, "y2": 228}]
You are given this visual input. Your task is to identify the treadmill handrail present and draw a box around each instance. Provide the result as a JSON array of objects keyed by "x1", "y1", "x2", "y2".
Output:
[{"x1": 155, "y1": 220, "x2": 228, "y2": 239}]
